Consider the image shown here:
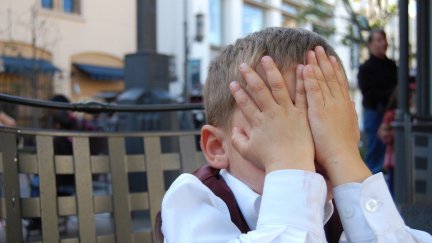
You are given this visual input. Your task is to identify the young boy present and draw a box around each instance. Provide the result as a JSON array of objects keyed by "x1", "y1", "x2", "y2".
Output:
[{"x1": 161, "y1": 27, "x2": 432, "y2": 242}]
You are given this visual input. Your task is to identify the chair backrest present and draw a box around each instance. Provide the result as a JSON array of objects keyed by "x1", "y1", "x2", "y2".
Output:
[{"x1": 0, "y1": 127, "x2": 205, "y2": 243}]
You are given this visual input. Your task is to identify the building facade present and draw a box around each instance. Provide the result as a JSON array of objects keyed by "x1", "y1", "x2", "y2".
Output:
[
  {"x1": 156, "y1": 0, "x2": 360, "y2": 117},
  {"x1": 1, "y1": 0, "x2": 361, "y2": 126},
  {"x1": 0, "y1": 0, "x2": 136, "y2": 125}
]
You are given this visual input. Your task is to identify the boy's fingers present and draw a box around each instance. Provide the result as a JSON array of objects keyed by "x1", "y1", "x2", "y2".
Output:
[
  {"x1": 329, "y1": 56, "x2": 349, "y2": 97},
  {"x1": 295, "y1": 64, "x2": 307, "y2": 110},
  {"x1": 239, "y1": 63, "x2": 275, "y2": 111},
  {"x1": 229, "y1": 81, "x2": 260, "y2": 125},
  {"x1": 352, "y1": 101, "x2": 361, "y2": 142},
  {"x1": 315, "y1": 46, "x2": 341, "y2": 97},
  {"x1": 303, "y1": 65, "x2": 324, "y2": 108},
  {"x1": 352, "y1": 101, "x2": 359, "y2": 123},
  {"x1": 231, "y1": 127, "x2": 249, "y2": 156},
  {"x1": 307, "y1": 51, "x2": 332, "y2": 99},
  {"x1": 261, "y1": 56, "x2": 292, "y2": 107}
]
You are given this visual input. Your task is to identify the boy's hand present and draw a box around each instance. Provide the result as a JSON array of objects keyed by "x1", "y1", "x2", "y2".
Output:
[
  {"x1": 229, "y1": 56, "x2": 315, "y2": 173},
  {"x1": 303, "y1": 46, "x2": 371, "y2": 186}
]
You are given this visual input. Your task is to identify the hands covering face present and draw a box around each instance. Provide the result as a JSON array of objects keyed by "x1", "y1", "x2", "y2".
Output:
[
  {"x1": 230, "y1": 46, "x2": 371, "y2": 185},
  {"x1": 229, "y1": 56, "x2": 314, "y2": 173}
]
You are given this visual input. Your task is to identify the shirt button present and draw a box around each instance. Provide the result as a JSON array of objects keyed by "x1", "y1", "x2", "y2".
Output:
[
  {"x1": 365, "y1": 199, "x2": 379, "y2": 212},
  {"x1": 342, "y1": 206, "x2": 355, "y2": 218}
]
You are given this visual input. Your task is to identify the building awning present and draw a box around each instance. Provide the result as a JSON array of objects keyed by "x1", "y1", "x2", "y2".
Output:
[
  {"x1": 74, "y1": 63, "x2": 124, "y2": 80},
  {"x1": 0, "y1": 56, "x2": 60, "y2": 74}
]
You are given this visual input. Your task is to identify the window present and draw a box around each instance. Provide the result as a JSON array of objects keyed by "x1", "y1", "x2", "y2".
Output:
[
  {"x1": 209, "y1": 0, "x2": 223, "y2": 46},
  {"x1": 242, "y1": 4, "x2": 264, "y2": 36},
  {"x1": 63, "y1": 0, "x2": 79, "y2": 14},
  {"x1": 42, "y1": 0, "x2": 54, "y2": 9},
  {"x1": 281, "y1": 2, "x2": 297, "y2": 15},
  {"x1": 63, "y1": 0, "x2": 74, "y2": 13},
  {"x1": 41, "y1": 0, "x2": 80, "y2": 14}
]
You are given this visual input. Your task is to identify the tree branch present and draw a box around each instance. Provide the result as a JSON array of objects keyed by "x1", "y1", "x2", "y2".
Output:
[{"x1": 340, "y1": 0, "x2": 367, "y2": 45}]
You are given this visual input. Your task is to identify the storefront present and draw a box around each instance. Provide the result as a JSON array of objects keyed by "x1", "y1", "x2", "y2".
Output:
[
  {"x1": 69, "y1": 53, "x2": 125, "y2": 102},
  {"x1": 0, "y1": 41, "x2": 59, "y2": 126}
]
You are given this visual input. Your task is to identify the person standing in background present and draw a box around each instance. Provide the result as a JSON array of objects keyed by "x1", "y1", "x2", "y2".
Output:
[
  {"x1": 0, "y1": 111, "x2": 16, "y2": 127},
  {"x1": 358, "y1": 29, "x2": 398, "y2": 174}
]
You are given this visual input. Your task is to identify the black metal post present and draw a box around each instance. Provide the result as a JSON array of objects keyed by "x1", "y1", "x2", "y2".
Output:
[
  {"x1": 137, "y1": 0, "x2": 157, "y2": 51},
  {"x1": 416, "y1": 0, "x2": 430, "y2": 116},
  {"x1": 394, "y1": 0, "x2": 411, "y2": 204}
]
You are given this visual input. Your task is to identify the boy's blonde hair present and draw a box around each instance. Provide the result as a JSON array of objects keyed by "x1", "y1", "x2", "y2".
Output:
[{"x1": 203, "y1": 27, "x2": 342, "y2": 129}]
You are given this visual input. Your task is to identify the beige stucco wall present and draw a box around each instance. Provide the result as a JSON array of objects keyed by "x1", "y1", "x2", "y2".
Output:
[{"x1": 0, "y1": 0, "x2": 136, "y2": 98}]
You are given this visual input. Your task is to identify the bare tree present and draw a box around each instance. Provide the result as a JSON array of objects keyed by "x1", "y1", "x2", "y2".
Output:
[
  {"x1": 296, "y1": 0, "x2": 397, "y2": 46},
  {"x1": 0, "y1": 3, "x2": 60, "y2": 127}
]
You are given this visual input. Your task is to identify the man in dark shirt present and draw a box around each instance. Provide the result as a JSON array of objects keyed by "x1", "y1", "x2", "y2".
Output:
[{"x1": 358, "y1": 29, "x2": 397, "y2": 174}]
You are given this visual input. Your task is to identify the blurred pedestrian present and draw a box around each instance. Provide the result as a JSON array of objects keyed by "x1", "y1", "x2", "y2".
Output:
[
  {"x1": 29, "y1": 94, "x2": 77, "y2": 234},
  {"x1": 377, "y1": 80, "x2": 416, "y2": 194},
  {"x1": 0, "y1": 110, "x2": 16, "y2": 126},
  {"x1": 377, "y1": 89, "x2": 396, "y2": 193},
  {"x1": 358, "y1": 29, "x2": 397, "y2": 174}
]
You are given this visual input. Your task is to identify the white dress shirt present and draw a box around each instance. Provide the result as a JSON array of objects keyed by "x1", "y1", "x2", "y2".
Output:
[{"x1": 161, "y1": 169, "x2": 432, "y2": 243}]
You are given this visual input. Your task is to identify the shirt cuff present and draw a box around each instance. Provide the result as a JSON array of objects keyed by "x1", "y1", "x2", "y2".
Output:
[
  {"x1": 257, "y1": 170, "x2": 327, "y2": 237},
  {"x1": 333, "y1": 173, "x2": 406, "y2": 242}
]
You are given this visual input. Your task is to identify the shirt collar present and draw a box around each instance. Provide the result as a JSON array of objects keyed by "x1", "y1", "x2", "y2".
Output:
[
  {"x1": 324, "y1": 200, "x2": 334, "y2": 224},
  {"x1": 219, "y1": 169, "x2": 261, "y2": 229},
  {"x1": 219, "y1": 169, "x2": 334, "y2": 230}
]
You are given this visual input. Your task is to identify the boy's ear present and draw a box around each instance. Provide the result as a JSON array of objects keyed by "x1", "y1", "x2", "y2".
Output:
[{"x1": 201, "y1": 125, "x2": 229, "y2": 169}]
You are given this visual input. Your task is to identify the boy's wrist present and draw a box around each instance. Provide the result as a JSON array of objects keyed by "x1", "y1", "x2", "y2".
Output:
[
  {"x1": 265, "y1": 159, "x2": 315, "y2": 174},
  {"x1": 322, "y1": 153, "x2": 372, "y2": 186},
  {"x1": 259, "y1": 169, "x2": 327, "y2": 233}
]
